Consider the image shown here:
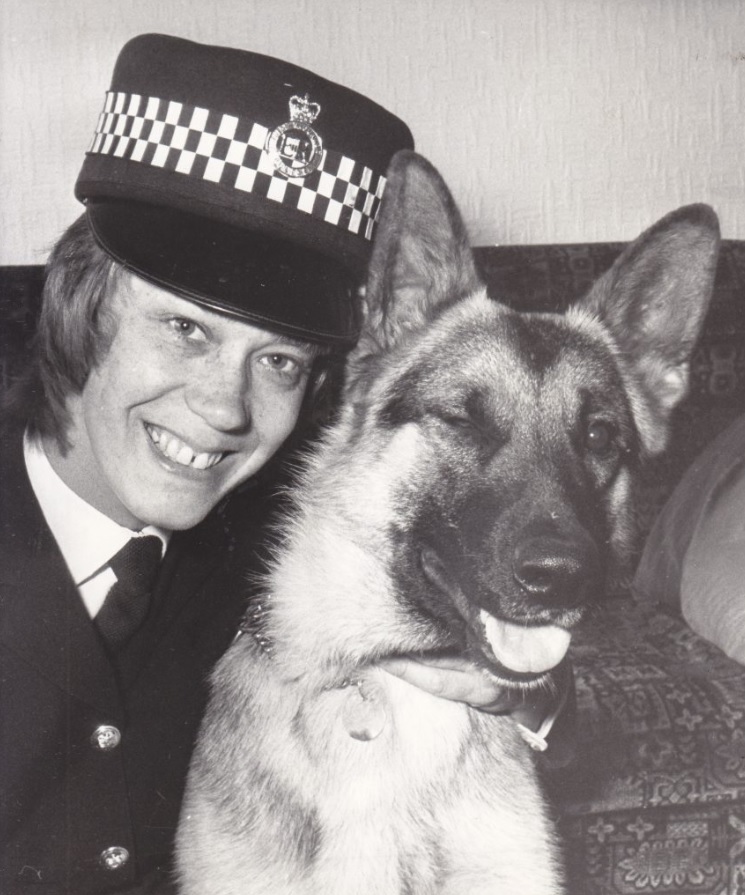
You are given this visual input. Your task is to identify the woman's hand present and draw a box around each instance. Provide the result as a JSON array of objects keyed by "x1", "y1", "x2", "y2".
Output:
[{"x1": 379, "y1": 653, "x2": 576, "y2": 764}]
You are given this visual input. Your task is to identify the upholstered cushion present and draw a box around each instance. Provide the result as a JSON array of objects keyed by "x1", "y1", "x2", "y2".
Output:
[
  {"x1": 681, "y1": 469, "x2": 745, "y2": 665},
  {"x1": 633, "y1": 413, "x2": 745, "y2": 664}
]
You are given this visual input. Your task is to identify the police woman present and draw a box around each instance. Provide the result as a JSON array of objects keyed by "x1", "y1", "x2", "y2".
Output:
[{"x1": 0, "y1": 34, "x2": 572, "y2": 894}]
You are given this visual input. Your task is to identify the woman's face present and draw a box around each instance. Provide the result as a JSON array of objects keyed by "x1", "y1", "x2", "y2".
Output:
[{"x1": 47, "y1": 272, "x2": 316, "y2": 530}]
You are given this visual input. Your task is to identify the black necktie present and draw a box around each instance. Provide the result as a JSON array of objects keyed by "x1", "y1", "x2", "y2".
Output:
[{"x1": 95, "y1": 535, "x2": 162, "y2": 651}]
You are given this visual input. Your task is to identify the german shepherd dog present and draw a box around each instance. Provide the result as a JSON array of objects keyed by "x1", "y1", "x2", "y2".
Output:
[{"x1": 176, "y1": 151, "x2": 719, "y2": 894}]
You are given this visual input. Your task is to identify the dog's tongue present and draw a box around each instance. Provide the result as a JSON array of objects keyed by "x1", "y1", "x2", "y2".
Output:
[{"x1": 479, "y1": 610, "x2": 571, "y2": 674}]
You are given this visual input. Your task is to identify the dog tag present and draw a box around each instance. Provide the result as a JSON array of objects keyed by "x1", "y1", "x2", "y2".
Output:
[{"x1": 341, "y1": 679, "x2": 388, "y2": 741}]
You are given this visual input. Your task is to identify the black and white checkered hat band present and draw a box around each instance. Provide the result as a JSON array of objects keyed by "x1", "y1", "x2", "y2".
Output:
[{"x1": 88, "y1": 91, "x2": 387, "y2": 241}]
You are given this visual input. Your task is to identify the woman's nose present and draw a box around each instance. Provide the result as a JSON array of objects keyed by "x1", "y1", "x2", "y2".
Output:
[{"x1": 185, "y1": 355, "x2": 252, "y2": 433}]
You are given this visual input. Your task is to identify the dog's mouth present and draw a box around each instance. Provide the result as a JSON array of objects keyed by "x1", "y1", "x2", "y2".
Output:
[
  {"x1": 419, "y1": 547, "x2": 573, "y2": 683},
  {"x1": 476, "y1": 611, "x2": 571, "y2": 676}
]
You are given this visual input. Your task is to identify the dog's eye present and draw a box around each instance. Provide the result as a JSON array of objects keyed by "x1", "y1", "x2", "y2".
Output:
[
  {"x1": 585, "y1": 420, "x2": 615, "y2": 456},
  {"x1": 436, "y1": 412, "x2": 484, "y2": 438},
  {"x1": 442, "y1": 414, "x2": 475, "y2": 431}
]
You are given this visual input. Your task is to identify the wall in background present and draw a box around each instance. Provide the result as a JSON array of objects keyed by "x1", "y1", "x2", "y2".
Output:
[{"x1": 2, "y1": 0, "x2": 744, "y2": 264}]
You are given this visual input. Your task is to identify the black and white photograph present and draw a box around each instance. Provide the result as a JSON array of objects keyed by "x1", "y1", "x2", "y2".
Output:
[{"x1": 1, "y1": 2, "x2": 744, "y2": 893}]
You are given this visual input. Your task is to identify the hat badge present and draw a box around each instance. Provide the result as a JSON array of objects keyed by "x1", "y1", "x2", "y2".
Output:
[{"x1": 267, "y1": 94, "x2": 324, "y2": 179}]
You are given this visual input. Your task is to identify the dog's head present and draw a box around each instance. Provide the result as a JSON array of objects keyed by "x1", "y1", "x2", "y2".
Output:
[{"x1": 319, "y1": 150, "x2": 719, "y2": 684}]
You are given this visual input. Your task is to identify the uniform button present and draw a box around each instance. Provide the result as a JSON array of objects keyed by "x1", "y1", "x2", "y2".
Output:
[
  {"x1": 91, "y1": 724, "x2": 122, "y2": 751},
  {"x1": 99, "y1": 845, "x2": 130, "y2": 870}
]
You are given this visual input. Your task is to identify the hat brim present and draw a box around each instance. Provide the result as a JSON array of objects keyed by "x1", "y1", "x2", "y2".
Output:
[{"x1": 87, "y1": 200, "x2": 361, "y2": 346}]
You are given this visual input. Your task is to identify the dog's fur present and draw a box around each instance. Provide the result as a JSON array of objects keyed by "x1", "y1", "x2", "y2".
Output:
[{"x1": 176, "y1": 151, "x2": 720, "y2": 895}]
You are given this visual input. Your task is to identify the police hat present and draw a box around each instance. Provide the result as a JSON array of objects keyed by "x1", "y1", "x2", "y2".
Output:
[{"x1": 75, "y1": 34, "x2": 414, "y2": 345}]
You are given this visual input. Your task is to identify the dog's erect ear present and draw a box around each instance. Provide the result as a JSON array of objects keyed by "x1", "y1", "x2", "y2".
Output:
[
  {"x1": 579, "y1": 204, "x2": 720, "y2": 455},
  {"x1": 360, "y1": 150, "x2": 481, "y2": 354}
]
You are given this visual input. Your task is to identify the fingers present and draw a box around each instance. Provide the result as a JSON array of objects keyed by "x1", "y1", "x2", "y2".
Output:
[
  {"x1": 379, "y1": 655, "x2": 514, "y2": 710},
  {"x1": 378, "y1": 654, "x2": 573, "y2": 731}
]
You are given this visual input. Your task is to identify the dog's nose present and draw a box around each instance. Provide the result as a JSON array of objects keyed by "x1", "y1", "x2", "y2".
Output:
[{"x1": 512, "y1": 536, "x2": 599, "y2": 607}]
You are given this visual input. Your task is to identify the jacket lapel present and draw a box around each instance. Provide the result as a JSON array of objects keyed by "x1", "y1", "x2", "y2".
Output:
[
  {"x1": 114, "y1": 498, "x2": 232, "y2": 690},
  {"x1": 114, "y1": 471, "x2": 281, "y2": 691},
  {"x1": 0, "y1": 426, "x2": 121, "y2": 714}
]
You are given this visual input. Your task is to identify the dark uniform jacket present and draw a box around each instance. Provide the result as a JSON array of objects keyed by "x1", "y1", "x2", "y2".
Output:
[{"x1": 0, "y1": 424, "x2": 271, "y2": 893}]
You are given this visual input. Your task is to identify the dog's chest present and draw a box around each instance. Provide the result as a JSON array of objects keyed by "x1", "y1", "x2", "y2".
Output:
[
  {"x1": 283, "y1": 674, "x2": 534, "y2": 892},
  {"x1": 294, "y1": 670, "x2": 474, "y2": 783},
  {"x1": 288, "y1": 669, "x2": 528, "y2": 815}
]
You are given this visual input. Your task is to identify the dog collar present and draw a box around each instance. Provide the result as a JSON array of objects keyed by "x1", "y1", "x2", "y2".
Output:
[
  {"x1": 237, "y1": 594, "x2": 274, "y2": 656},
  {"x1": 236, "y1": 596, "x2": 388, "y2": 741}
]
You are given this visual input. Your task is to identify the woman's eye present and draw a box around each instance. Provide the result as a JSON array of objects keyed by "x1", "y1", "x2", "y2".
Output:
[
  {"x1": 585, "y1": 420, "x2": 615, "y2": 456},
  {"x1": 258, "y1": 353, "x2": 308, "y2": 384},
  {"x1": 263, "y1": 354, "x2": 297, "y2": 372},
  {"x1": 168, "y1": 317, "x2": 205, "y2": 340}
]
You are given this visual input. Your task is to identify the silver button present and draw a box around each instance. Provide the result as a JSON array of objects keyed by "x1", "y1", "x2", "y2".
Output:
[
  {"x1": 91, "y1": 724, "x2": 121, "y2": 751},
  {"x1": 99, "y1": 845, "x2": 130, "y2": 870}
]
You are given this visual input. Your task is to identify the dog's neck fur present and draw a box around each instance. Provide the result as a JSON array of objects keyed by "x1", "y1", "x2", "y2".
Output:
[{"x1": 247, "y1": 422, "x2": 435, "y2": 690}]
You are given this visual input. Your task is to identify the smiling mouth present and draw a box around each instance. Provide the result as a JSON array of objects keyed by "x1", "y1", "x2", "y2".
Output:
[{"x1": 146, "y1": 424, "x2": 226, "y2": 470}]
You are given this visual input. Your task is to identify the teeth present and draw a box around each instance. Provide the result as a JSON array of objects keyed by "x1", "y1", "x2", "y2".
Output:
[
  {"x1": 191, "y1": 452, "x2": 214, "y2": 470},
  {"x1": 146, "y1": 425, "x2": 224, "y2": 470},
  {"x1": 176, "y1": 444, "x2": 193, "y2": 466},
  {"x1": 164, "y1": 438, "x2": 180, "y2": 461}
]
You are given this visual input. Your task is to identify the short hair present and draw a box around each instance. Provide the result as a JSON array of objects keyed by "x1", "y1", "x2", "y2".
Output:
[
  {"x1": 6, "y1": 214, "x2": 346, "y2": 451},
  {"x1": 5, "y1": 214, "x2": 121, "y2": 448}
]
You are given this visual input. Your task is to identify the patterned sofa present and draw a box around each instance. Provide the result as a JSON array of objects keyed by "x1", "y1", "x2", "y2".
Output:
[{"x1": 2, "y1": 241, "x2": 745, "y2": 894}]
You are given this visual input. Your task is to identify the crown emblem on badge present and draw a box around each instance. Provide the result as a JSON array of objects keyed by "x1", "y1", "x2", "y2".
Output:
[
  {"x1": 267, "y1": 94, "x2": 324, "y2": 179},
  {"x1": 288, "y1": 94, "x2": 321, "y2": 126}
]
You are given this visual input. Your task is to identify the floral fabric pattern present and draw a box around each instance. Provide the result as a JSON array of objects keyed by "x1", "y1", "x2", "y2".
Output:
[{"x1": 548, "y1": 597, "x2": 745, "y2": 894}]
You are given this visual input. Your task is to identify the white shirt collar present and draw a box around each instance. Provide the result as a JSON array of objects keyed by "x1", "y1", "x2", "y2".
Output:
[{"x1": 24, "y1": 432, "x2": 170, "y2": 587}]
